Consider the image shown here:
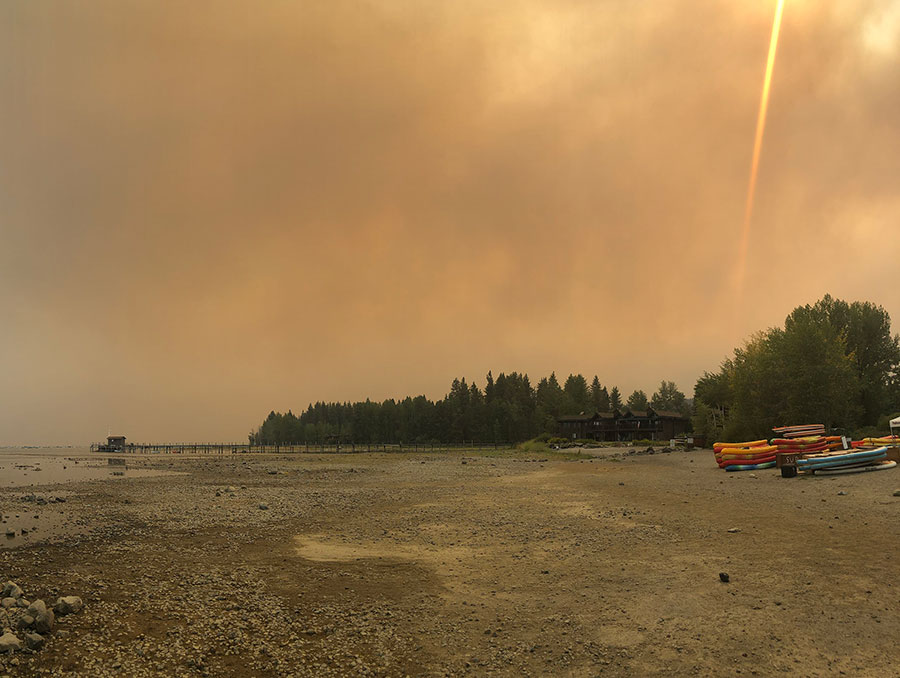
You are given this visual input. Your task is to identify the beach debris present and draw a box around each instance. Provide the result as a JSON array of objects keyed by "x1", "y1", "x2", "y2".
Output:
[
  {"x1": 727, "y1": 528, "x2": 741, "y2": 533},
  {"x1": 719, "y1": 572, "x2": 730, "y2": 583},
  {"x1": 893, "y1": 489, "x2": 900, "y2": 497}
]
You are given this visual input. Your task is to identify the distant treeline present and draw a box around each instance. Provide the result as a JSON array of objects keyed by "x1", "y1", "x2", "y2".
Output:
[
  {"x1": 250, "y1": 374, "x2": 691, "y2": 445},
  {"x1": 693, "y1": 295, "x2": 900, "y2": 441}
]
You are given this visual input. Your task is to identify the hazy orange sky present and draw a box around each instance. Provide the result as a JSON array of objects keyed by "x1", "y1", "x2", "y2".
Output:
[{"x1": 2, "y1": 1, "x2": 899, "y2": 445}]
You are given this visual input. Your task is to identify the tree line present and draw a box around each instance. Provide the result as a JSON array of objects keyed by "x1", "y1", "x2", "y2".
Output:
[
  {"x1": 250, "y1": 373, "x2": 691, "y2": 445},
  {"x1": 692, "y1": 295, "x2": 900, "y2": 441}
]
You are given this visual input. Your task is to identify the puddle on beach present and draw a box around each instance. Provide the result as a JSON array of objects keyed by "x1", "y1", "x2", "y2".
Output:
[
  {"x1": 0, "y1": 450, "x2": 180, "y2": 488},
  {"x1": 1, "y1": 509, "x2": 76, "y2": 549}
]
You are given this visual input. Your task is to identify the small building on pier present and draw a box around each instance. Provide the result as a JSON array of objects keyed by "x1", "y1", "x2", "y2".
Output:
[{"x1": 100, "y1": 435, "x2": 126, "y2": 452}]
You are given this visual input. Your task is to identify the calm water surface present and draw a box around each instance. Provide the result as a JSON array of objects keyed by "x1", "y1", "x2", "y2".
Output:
[{"x1": 0, "y1": 447, "x2": 181, "y2": 488}]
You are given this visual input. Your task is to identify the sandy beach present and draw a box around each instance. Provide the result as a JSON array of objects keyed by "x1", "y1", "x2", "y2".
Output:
[{"x1": 1, "y1": 447, "x2": 898, "y2": 677}]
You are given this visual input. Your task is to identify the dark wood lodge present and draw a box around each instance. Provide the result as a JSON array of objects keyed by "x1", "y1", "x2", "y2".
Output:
[{"x1": 557, "y1": 408, "x2": 690, "y2": 442}]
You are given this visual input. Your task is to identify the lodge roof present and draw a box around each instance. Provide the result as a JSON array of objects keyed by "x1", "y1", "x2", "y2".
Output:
[
  {"x1": 557, "y1": 413, "x2": 595, "y2": 422},
  {"x1": 653, "y1": 409, "x2": 687, "y2": 419},
  {"x1": 557, "y1": 407, "x2": 689, "y2": 423}
]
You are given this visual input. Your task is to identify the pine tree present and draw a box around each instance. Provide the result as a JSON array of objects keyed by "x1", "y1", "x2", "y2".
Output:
[
  {"x1": 564, "y1": 374, "x2": 591, "y2": 413},
  {"x1": 590, "y1": 376, "x2": 602, "y2": 411},
  {"x1": 609, "y1": 386, "x2": 623, "y2": 411},
  {"x1": 626, "y1": 390, "x2": 649, "y2": 411}
]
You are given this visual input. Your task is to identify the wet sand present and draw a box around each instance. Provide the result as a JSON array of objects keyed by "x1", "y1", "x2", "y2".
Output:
[{"x1": 0, "y1": 448, "x2": 898, "y2": 676}]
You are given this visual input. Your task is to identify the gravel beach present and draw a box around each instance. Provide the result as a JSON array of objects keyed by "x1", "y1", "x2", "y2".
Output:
[{"x1": 1, "y1": 448, "x2": 898, "y2": 676}]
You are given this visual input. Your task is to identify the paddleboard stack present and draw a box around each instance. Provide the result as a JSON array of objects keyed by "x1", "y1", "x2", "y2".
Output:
[
  {"x1": 772, "y1": 423, "x2": 825, "y2": 439},
  {"x1": 713, "y1": 440, "x2": 777, "y2": 471},
  {"x1": 796, "y1": 446, "x2": 895, "y2": 475}
]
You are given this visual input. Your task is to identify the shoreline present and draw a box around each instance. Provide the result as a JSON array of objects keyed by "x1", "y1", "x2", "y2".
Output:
[{"x1": 1, "y1": 449, "x2": 898, "y2": 676}]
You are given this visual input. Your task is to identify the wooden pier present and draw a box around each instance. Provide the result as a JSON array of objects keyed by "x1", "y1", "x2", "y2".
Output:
[{"x1": 89, "y1": 441, "x2": 515, "y2": 455}]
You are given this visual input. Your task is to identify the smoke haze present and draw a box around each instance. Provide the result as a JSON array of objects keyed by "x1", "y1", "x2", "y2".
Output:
[{"x1": 1, "y1": 1, "x2": 899, "y2": 443}]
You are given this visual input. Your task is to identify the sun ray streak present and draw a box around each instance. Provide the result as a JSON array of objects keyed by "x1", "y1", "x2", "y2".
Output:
[{"x1": 735, "y1": 0, "x2": 785, "y2": 299}]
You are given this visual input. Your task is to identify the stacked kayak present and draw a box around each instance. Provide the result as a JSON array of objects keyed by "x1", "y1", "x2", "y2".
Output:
[
  {"x1": 822, "y1": 436, "x2": 846, "y2": 451},
  {"x1": 713, "y1": 441, "x2": 777, "y2": 471},
  {"x1": 851, "y1": 436, "x2": 899, "y2": 448},
  {"x1": 772, "y1": 424, "x2": 825, "y2": 439},
  {"x1": 796, "y1": 447, "x2": 895, "y2": 475},
  {"x1": 771, "y1": 436, "x2": 830, "y2": 456}
]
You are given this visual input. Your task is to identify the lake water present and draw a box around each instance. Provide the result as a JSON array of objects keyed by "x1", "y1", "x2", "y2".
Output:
[
  {"x1": 0, "y1": 447, "x2": 185, "y2": 548},
  {"x1": 0, "y1": 447, "x2": 180, "y2": 488}
]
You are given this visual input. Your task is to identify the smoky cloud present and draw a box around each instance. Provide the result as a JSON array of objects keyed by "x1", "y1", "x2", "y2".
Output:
[{"x1": 1, "y1": 0, "x2": 898, "y2": 443}]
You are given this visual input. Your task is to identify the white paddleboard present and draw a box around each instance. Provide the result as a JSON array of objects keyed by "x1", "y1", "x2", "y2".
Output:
[{"x1": 813, "y1": 460, "x2": 897, "y2": 476}]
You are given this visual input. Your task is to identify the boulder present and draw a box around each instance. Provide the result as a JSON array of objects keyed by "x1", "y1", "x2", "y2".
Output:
[
  {"x1": 0, "y1": 631, "x2": 21, "y2": 653},
  {"x1": 23, "y1": 632, "x2": 44, "y2": 651},
  {"x1": 1, "y1": 582, "x2": 23, "y2": 599},
  {"x1": 26, "y1": 600, "x2": 54, "y2": 634},
  {"x1": 53, "y1": 597, "x2": 83, "y2": 615},
  {"x1": 16, "y1": 614, "x2": 34, "y2": 631},
  {"x1": 1, "y1": 597, "x2": 16, "y2": 609}
]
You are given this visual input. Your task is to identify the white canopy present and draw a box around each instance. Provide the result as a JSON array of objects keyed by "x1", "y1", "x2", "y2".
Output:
[{"x1": 891, "y1": 416, "x2": 900, "y2": 433}]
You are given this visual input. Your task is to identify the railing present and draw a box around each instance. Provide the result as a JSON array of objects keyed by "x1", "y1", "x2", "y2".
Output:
[{"x1": 89, "y1": 441, "x2": 519, "y2": 455}]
